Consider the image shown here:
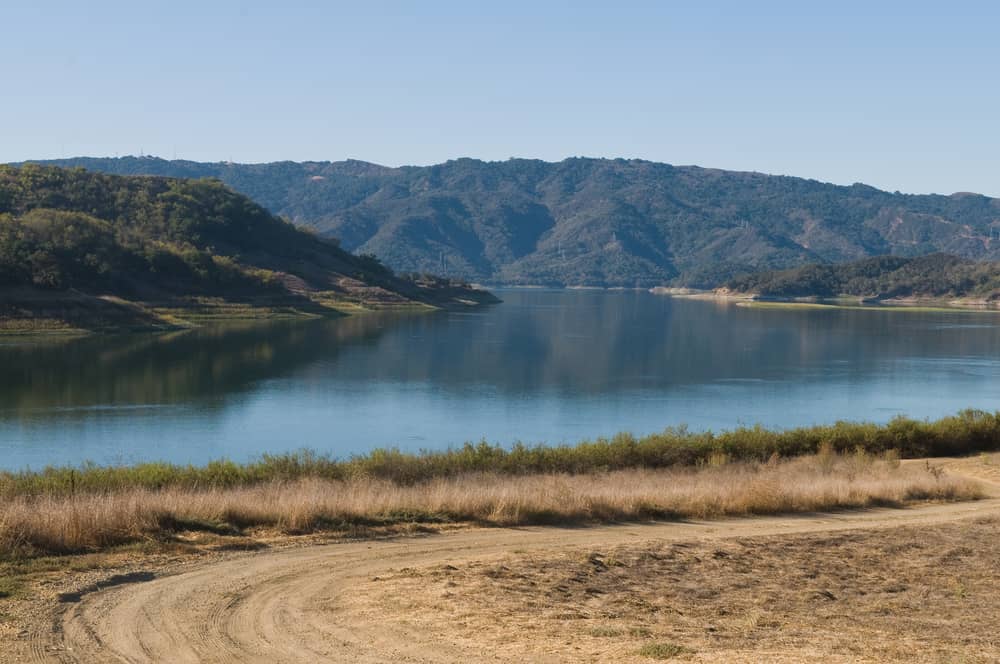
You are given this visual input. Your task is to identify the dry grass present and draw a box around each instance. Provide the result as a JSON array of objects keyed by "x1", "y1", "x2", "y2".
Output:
[
  {"x1": 0, "y1": 451, "x2": 980, "y2": 558},
  {"x1": 356, "y1": 517, "x2": 1000, "y2": 662}
]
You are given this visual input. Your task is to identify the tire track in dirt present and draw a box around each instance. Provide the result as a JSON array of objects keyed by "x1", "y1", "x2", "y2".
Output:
[{"x1": 21, "y1": 460, "x2": 1000, "y2": 663}]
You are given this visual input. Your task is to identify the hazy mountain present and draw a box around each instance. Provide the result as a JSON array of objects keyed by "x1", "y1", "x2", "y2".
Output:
[{"x1": 22, "y1": 156, "x2": 1000, "y2": 287}]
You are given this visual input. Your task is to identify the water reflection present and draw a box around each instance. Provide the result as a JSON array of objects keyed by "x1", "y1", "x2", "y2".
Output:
[
  {"x1": 2, "y1": 290, "x2": 1000, "y2": 469},
  {"x1": 299, "y1": 290, "x2": 1000, "y2": 392},
  {"x1": 0, "y1": 314, "x2": 400, "y2": 417}
]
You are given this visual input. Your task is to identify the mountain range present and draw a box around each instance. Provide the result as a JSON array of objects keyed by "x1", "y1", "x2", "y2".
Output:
[{"x1": 21, "y1": 156, "x2": 1000, "y2": 287}]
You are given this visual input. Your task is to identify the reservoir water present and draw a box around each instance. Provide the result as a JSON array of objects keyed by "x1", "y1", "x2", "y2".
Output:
[{"x1": 2, "y1": 289, "x2": 1000, "y2": 470}]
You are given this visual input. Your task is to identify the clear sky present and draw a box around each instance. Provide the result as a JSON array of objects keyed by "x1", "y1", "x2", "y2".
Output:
[{"x1": 2, "y1": 1, "x2": 998, "y2": 196}]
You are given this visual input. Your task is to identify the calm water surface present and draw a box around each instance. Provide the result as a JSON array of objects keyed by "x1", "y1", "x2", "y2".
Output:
[{"x1": 2, "y1": 289, "x2": 1000, "y2": 469}]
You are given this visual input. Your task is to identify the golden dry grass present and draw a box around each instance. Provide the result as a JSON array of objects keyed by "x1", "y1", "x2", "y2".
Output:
[
  {"x1": 0, "y1": 452, "x2": 980, "y2": 557},
  {"x1": 356, "y1": 517, "x2": 1000, "y2": 662}
]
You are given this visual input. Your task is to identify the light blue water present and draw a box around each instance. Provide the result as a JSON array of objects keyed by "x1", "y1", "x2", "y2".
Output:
[{"x1": 2, "y1": 289, "x2": 1000, "y2": 469}]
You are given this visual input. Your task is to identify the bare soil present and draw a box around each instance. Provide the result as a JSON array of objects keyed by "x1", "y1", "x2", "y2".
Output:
[
  {"x1": 358, "y1": 516, "x2": 1000, "y2": 662},
  {"x1": 2, "y1": 456, "x2": 999, "y2": 663}
]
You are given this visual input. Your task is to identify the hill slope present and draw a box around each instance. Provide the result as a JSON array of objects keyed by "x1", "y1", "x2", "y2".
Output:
[
  {"x1": 22, "y1": 156, "x2": 1000, "y2": 287},
  {"x1": 0, "y1": 165, "x2": 496, "y2": 331},
  {"x1": 722, "y1": 253, "x2": 1000, "y2": 301}
]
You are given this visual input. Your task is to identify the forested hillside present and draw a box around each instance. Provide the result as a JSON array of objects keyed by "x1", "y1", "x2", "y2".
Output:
[
  {"x1": 0, "y1": 165, "x2": 496, "y2": 330},
  {"x1": 23, "y1": 156, "x2": 1000, "y2": 287},
  {"x1": 723, "y1": 253, "x2": 1000, "y2": 301}
]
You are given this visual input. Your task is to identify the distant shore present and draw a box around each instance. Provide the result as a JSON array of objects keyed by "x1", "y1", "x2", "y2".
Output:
[
  {"x1": 484, "y1": 283, "x2": 1000, "y2": 311},
  {"x1": 649, "y1": 286, "x2": 1000, "y2": 312}
]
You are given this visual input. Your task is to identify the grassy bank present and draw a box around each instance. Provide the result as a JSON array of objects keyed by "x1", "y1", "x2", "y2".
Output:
[
  {"x1": 4, "y1": 410, "x2": 1000, "y2": 497},
  {"x1": 0, "y1": 451, "x2": 981, "y2": 558}
]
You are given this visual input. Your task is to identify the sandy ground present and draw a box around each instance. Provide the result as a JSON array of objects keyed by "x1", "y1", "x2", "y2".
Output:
[{"x1": 4, "y1": 456, "x2": 1000, "y2": 663}]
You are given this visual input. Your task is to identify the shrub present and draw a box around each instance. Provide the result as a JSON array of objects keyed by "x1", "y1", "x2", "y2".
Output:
[{"x1": 2, "y1": 410, "x2": 999, "y2": 498}]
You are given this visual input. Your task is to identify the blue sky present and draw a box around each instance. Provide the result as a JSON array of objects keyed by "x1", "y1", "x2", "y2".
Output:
[{"x1": 2, "y1": 1, "x2": 998, "y2": 195}]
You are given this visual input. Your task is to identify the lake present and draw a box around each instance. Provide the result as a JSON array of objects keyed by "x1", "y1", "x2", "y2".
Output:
[{"x1": 2, "y1": 289, "x2": 1000, "y2": 470}]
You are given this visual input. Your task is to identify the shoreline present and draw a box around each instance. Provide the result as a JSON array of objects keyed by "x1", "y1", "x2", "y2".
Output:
[
  {"x1": 3, "y1": 409, "x2": 998, "y2": 484},
  {"x1": 649, "y1": 286, "x2": 1000, "y2": 312},
  {"x1": 0, "y1": 286, "x2": 497, "y2": 337},
  {"x1": 467, "y1": 283, "x2": 1000, "y2": 313}
]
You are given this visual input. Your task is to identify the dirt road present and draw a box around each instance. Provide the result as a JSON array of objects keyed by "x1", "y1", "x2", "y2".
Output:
[{"x1": 19, "y1": 458, "x2": 1000, "y2": 663}]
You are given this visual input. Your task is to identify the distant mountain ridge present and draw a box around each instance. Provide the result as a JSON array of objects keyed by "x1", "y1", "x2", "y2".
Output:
[{"x1": 20, "y1": 156, "x2": 1000, "y2": 287}]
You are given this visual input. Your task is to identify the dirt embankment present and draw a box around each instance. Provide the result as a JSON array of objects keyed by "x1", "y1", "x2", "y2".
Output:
[{"x1": 0, "y1": 279, "x2": 498, "y2": 335}]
